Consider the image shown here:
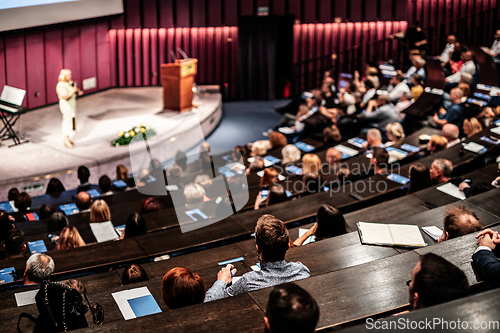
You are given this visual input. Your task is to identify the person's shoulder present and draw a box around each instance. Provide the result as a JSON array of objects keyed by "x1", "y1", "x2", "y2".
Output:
[{"x1": 288, "y1": 261, "x2": 311, "y2": 273}]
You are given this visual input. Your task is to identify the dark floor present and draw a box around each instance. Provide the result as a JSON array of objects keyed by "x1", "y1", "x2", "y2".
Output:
[{"x1": 206, "y1": 100, "x2": 286, "y2": 148}]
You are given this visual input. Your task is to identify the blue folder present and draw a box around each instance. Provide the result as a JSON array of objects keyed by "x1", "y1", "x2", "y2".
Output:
[
  {"x1": 400, "y1": 143, "x2": 420, "y2": 153},
  {"x1": 0, "y1": 267, "x2": 16, "y2": 284},
  {"x1": 86, "y1": 189, "x2": 101, "y2": 198},
  {"x1": 294, "y1": 142, "x2": 315, "y2": 152},
  {"x1": 127, "y1": 294, "x2": 162, "y2": 318},
  {"x1": 60, "y1": 203, "x2": 79, "y2": 216},
  {"x1": 387, "y1": 173, "x2": 410, "y2": 185},
  {"x1": 28, "y1": 240, "x2": 47, "y2": 254}
]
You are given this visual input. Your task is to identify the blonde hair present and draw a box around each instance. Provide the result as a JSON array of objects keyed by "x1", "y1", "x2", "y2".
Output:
[
  {"x1": 56, "y1": 226, "x2": 86, "y2": 250},
  {"x1": 281, "y1": 145, "x2": 301, "y2": 164},
  {"x1": 302, "y1": 154, "x2": 321, "y2": 176},
  {"x1": 429, "y1": 135, "x2": 448, "y2": 154},
  {"x1": 58, "y1": 69, "x2": 72, "y2": 82},
  {"x1": 184, "y1": 183, "x2": 206, "y2": 204},
  {"x1": 116, "y1": 164, "x2": 129, "y2": 182},
  {"x1": 90, "y1": 199, "x2": 111, "y2": 223},
  {"x1": 386, "y1": 123, "x2": 405, "y2": 141},
  {"x1": 463, "y1": 117, "x2": 482, "y2": 138},
  {"x1": 251, "y1": 140, "x2": 271, "y2": 157}
]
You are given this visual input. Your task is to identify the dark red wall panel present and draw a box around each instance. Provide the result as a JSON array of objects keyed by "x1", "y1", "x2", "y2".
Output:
[
  {"x1": 142, "y1": 29, "x2": 150, "y2": 86},
  {"x1": 142, "y1": 0, "x2": 158, "y2": 29},
  {"x1": 208, "y1": 0, "x2": 222, "y2": 27},
  {"x1": 240, "y1": 0, "x2": 254, "y2": 16},
  {"x1": 25, "y1": 33, "x2": 46, "y2": 108},
  {"x1": 134, "y1": 29, "x2": 143, "y2": 86},
  {"x1": 150, "y1": 28, "x2": 158, "y2": 85},
  {"x1": 80, "y1": 24, "x2": 97, "y2": 94},
  {"x1": 117, "y1": 29, "x2": 126, "y2": 87},
  {"x1": 350, "y1": 0, "x2": 363, "y2": 22},
  {"x1": 192, "y1": 0, "x2": 206, "y2": 27},
  {"x1": 126, "y1": 29, "x2": 135, "y2": 86},
  {"x1": 62, "y1": 27, "x2": 81, "y2": 88},
  {"x1": 176, "y1": 0, "x2": 190, "y2": 27},
  {"x1": 97, "y1": 22, "x2": 111, "y2": 90},
  {"x1": 303, "y1": 0, "x2": 316, "y2": 23},
  {"x1": 288, "y1": 0, "x2": 301, "y2": 21},
  {"x1": 380, "y1": 0, "x2": 393, "y2": 21},
  {"x1": 125, "y1": 0, "x2": 142, "y2": 29},
  {"x1": 224, "y1": 0, "x2": 238, "y2": 26},
  {"x1": 334, "y1": 0, "x2": 347, "y2": 20},
  {"x1": 272, "y1": 0, "x2": 285, "y2": 15},
  {"x1": 0, "y1": 37, "x2": 5, "y2": 92},
  {"x1": 44, "y1": 30, "x2": 63, "y2": 104},
  {"x1": 159, "y1": 0, "x2": 174, "y2": 28},
  {"x1": 5, "y1": 35, "x2": 27, "y2": 108}
]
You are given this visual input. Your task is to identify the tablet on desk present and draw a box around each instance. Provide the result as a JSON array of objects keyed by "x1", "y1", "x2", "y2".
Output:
[
  {"x1": 185, "y1": 208, "x2": 208, "y2": 222},
  {"x1": 113, "y1": 180, "x2": 127, "y2": 188},
  {"x1": 24, "y1": 212, "x2": 39, "y2": 221},
  {"x1": 60, "y1": 203, "x2": 79, "y2": 216},
  {"x1": 86, "y1": 189, "x2": 101, "y2": 198},
  {"x1": 0, "y1": 201, "x2": 15, "y2": 213},
  {"x1": 28, "y1": 240, "x2": 47, "y2": 254},
  {"x1": 286, "y1": 165, "x2": 302, "y2": 175}
]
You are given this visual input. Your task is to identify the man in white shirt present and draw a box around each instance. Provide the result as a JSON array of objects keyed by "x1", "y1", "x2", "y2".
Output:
[
  {"x1": 481, "y1": 30, "x2": 500, "y2": 63},
  {"x1": 388, "y1": 74, "x2": 410, "y2": 102},
  {"x1": 446, "y1": 51, "x2": 476, "y2": 83},
  {"x1": 403, "y1": 56, "x2": 426, "y2": 83},
  {"x1": 438, "y1": 35, "x2": 456, "y2": 63}
]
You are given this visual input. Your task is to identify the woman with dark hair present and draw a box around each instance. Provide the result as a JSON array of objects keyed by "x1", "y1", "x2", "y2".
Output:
[
  {"x1": 121, "y1": 213, "x2": 147, "y2": 239},
  {"x1": 39, "y1": 204, "x2": 55, "y2": 220},
  {"x1": 162, "y1": 267, "x2": 205, "y2": 309},
  {"x1": 122, "y1": 263, "x2": 149, "y2": 285},
  {"x1": 407, "y1": 163, "x2": 432, "y2": 194},
  {"x1": 14, "y1": 192, "x2": 31, "y2": 211},
  {"x1": 46, "y1": 178, "x2": 66, "y2": 195},
  {"x1": 140, "y1": 198, "x2": 161, "y2": 215},
  {"x1": 7, "y1": 188, "x2": 19, "y2": 202},
  {"x1": 293, "y1": 204, "x2": 348, "y2": 246},
  {"x1": 0, "y1": 211, "x2": 14, "y2": 241},
  {"x1": 47, "y1": 212, "x2": 69, "y2": 233}
]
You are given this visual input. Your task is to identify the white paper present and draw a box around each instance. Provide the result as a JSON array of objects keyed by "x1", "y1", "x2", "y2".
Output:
[
  {"x1": 82, "y1": 77, "x2": 97, "y2": 90},
  {"x1": 247, "y1": 157, "x2": 255, "y2": 163},
  {"x1": 264, "y1": 159, "x2": 273, "y2": 167},
  {"x1": 334, "y1": 144, "x2": 358, "y2": 157},
  {"x1": 112, "y1": 286, "x2": 152, "y2": 320},
  {"x1": 357, "y1": 222, "x2": 394, "y2": 246},
  {"x1": 15, "y1": 289, "x2": 38, "y2": 307},
  {"x1": 388, "y1": 224, "x2": 426, "y2": 247},
  {"x1": 278, "y1": 174, "x2": 286, "y2": 181},
  {"x1": 256, "y1": 170, "x2": 264, "y2": 177},
  {"x1": 232, "y1": 277, "x2": 242, "y2": 284},
  {"x1": 1, "y1": 85, "x2": 26, "y2": 106},
  {"x1": 278, "y1": 127, "x2": 295, "y2": 134},
  {"x1": 422, "y1": 226, "x2": 443, "y2": 241},
  {"x1": 298, "y1": 228, "x2": 316, "y2": 245},
  {"x1": 250, "y1": 265, "x2": 261, "y2": 271},
  {"x1": 491, "y1": 127, "x2": 500, "y2": 135},
  {"x1": 436, "y1": 183, "x2": 466, "y2": 200},
  {"x1": 90, "y1": 221, "x2": 119, "y2": 243},
  {"x1": 463, "y1": 142, "x2": 485, "y2": 153}
]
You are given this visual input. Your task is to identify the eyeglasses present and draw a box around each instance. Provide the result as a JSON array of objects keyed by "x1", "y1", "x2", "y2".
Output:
[
  {"x1": 406, "y1": 279, "x2": 412, "y2": 287},
  {"x1": 84, "y1": 292, "x2": 104, "y2": 325}
]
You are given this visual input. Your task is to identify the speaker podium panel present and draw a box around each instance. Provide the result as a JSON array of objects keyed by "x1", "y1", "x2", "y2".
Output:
[{"x1": 160, "y1": 59, "x2": 198, "y2": 112}]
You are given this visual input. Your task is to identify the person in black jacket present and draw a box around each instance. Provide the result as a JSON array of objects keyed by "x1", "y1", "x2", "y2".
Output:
[{"x1": 472, "y1": 228, "x2": 500, "y2": 286}]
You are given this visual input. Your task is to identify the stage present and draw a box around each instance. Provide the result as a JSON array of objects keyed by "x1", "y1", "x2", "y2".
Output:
[{"x1": 0, "y1": 87, "x2": 222, "y2": 197}]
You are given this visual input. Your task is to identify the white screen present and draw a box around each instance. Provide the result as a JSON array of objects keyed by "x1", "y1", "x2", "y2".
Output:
[{"x1": 0, "y1": 0, "x2": 123, "y2": 32}]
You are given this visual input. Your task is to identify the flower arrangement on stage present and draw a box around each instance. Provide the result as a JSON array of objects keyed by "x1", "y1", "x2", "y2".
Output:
[{"x1": 111, "y1": 124, "x2": 156, "y2": 146}]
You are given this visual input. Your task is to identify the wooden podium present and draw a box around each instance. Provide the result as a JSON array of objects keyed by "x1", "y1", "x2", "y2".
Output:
[{"x1": 160, "y1": 58, "x2": 198, "y2": 112}]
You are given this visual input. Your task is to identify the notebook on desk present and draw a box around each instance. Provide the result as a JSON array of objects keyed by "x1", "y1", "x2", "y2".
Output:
[{"x1": 357, "y1": 222, "x2": 426, "y2": 248}]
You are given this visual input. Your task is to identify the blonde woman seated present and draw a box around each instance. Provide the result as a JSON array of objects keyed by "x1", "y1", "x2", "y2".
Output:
[
  {"x1": 427, "y1": 135, "x2": 448, "y2": 155},
  {"x1": 184, "y1": 183, "x2": 207, "y2": 204},
  {"x1": 463, "y1": 117, "x2": 482, "y2": 138},
  {"x1": 56, "y1": 226, "x2": 86, "y2": 250},
  {"x1": 281, "y1": 144, "x2": 301, "y2": 165},
  {"x1": 385, "y1": 123, "x2": 405, "y2": 144},
  {"x1": 89, "y1": 199, "x2": 111, "y2": 223},
  {"x1": 250, "y1": 140, "x2": 271, "y2": 157},
  {"x1": 302, "y1": 154, "x2": 321, "y2": 176}
]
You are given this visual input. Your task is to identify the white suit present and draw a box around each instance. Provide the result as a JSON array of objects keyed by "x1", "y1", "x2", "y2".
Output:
[{"x1": 56, "y1": 81, "x2": 77, "y2": 137}]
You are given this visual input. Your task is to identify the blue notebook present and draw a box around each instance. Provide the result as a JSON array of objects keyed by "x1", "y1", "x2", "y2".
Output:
[
  {"x1": 286, "y1": 165, "x2": 302, "y2": 175},
  {"x1": 294, "y1": 142, "x2": 315, "y2": 152},
  {"x1": 113, "y1": 180, "x2": 127, "y2": 188},
  {"x1": 127, "y1": 295, "x2": 162, "y2": 318},
  {"x1": 0, "y1": 201, "x2": 15, "y2": 213},
  {"x1": 185, "y1": 208, "x2": 208, "y2": 221},
  {"x1": 385, "y1": 147, "x2": 408, "y2": 158},
  {"x1": 28, "y1": 240, "x2": 47, "y2": 254},
  {"x1": 60, "y1": 203, "x2": 79, "y2": 216},
  {"x1": 0, "y1": 267, "x2": 16, "y2": 284},
  {"x1": 347, "y1": 137, "x2": 367, "y2": 148},
  {"x1": 400, "y1": 143, "x2": 420, "y2": 153},
  {"x1": 387, "y1": 174, "x2": 410, "y2": 185},
  {"x1": 86, "y1": 189, "x2": 101, "y2": 198},
  {"x1": 264, "y1": 155, "x2": 281, "y2": 164}
]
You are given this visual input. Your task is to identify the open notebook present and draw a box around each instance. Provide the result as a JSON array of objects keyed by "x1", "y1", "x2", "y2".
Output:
[{"x1": 357, "y1": 222, "x2": 426, "y2": 248}]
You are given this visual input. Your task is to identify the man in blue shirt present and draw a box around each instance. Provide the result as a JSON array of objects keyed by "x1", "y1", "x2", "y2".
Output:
[
  {"x1": 205, "y1": 215, "x2": 310, "y2": 302},
  {"x1": 433, "y1": 87, "x2": 465, "y2": 128}
]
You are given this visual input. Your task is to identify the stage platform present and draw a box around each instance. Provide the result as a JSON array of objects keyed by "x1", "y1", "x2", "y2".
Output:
[{"x1": 0, "y1": 87, "x2": 222, "y2": 197}]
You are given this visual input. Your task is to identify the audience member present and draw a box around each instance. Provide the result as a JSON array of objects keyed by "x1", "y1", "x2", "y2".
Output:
[
  {"x1": 395, "y1": 91, "x2": 413, "y2": 121},
  {"x1": 261, "y1": 168, "x2": 279, "y2": 187},
  {"x1": 408, "y1": 253, "x2": 469, "y2": 310},
  {"x1": 407, "y1": 163, "x2": 432, "y2": 194},
  {"x1": 122, "y1": 263, "x2": 149, "y2": 285},
  {"x1": 140, "y1": 198, "x2": 161, "y2": 215},
  {"x1": 7, "y1": 187, "x2": 19, "y2": 202},
  {"x1": 410, "y1": 74, "x2": 424, "y2": 99},
  {"x1": 122, "y1": 213, "x2": 147, "y2": 239},
  {"x1": 338, "y1": 81, "x2": 358, "y2": 106},
  {"x1": 302, "y1": 173, "x2": 322, "y2": 194},
  {"x1": 255, "y1": 185, "x2": 289, "y2": 210},
  {"x1": 459, "y1": 181, "x2": 493, "y2": 198},
  {"x1": 361, "y1": 78, "x2": 377, "y2": 105},
  {"x1": 56, "y1": 226, "x2": 86, "y2": 250},
  {"x1": 205, "y1": 215, "x2": 310, "y2": 301},
  {"x1": 404, "y1": 56, "x2": 426, "y2": 83},
  {"x1": 293, "y1": 204, "x2": 348, "y2": 246},
  {"x1": 162, "y1": 267, "x2": 205, "y2": 309},
  {"x1": 0, "y1": 211, "x2": 14, "y2": 241},
  {"x1": 358, "y1": 95, "x2": 399, "y2": 132},
  {"x1": 438, "y1": 205, "x2": 483, "y2": 242},
  {"x1": 23, "y1": 253, "x2": 55, "y2": 285},
  {"x1": 438, "y1": 35, "x2": 456, "y2": 63},
  {"x1": 116, "y1": 164, "x2": 129, "y2": 183},
  {"x1": 427, "y1": 135, "x2": 448, "y2": 154},
  {"x1": 388, "y1": 74, "x2": 410, "y2": 102},
  {"x1": 46, "y1": 178, "x2": 66, "y2": 195},
  {"x1": 246, "y1": 156, "x2": 265, "y2": 175},
  {"x1": 89, "y1": 200, "x2": 111, "y2": 223},
  {"x1": 322, "y1": 126, "x2": 342, "y2": 146},
  {"x1": 47, "y1": 212, "x2": 69, "y2": 233},
  {"x1": 264, "y1": 283, "x2": 319, "y2": 333},
  {"x1": 15, "y1": 192, "x2": 31, "y2": 211},
  {"x1": 166, "y1": 164, "x2": 183, "y2": 184},
  {"x1": 77, "y1": 166, "x2": 91, "y2": 191},
  {"x1": 472, "y1": 228, "x2": 500, "y2": 286},
  {"x1": 39, "y1": 204, "x2": 55, "y2": 220},
  {"x1": 463, "y1": 117, "x2": 482, "y2": 138},
  {"x1": 385, "y1": 123, "x2": 405, "y2": 143},
  {"x1": 429, "y1": 159, "x2": 453, "y2": 184},
  {"x1": 251, "y1": 140, "x2": 272, "y2": 156},
  {"x1": 184, "y1": 183, "x2": 206, "y2": 204},
  {"x1": 98, "y1": 175, "x2": 112, "y2": 195},
  {"x1": 281, "y1": 145, "x2": 301, "y2": 165},
  {"x1": 175, "y1": 150, "x2": 188, "y2": 171},
  {"x1": 480, "y1": 29, "x2": 500, "y2": 63},
  {"x1": 369, "y1": 147, "x2": 389, "y2": 175},
  {"x1": 325, "y1": 147, "x2": 342, "y2": 170},
  {"x1": 446, "y1": 50, "x2": 476, "y2": 84},
  {"x1": 302, "y1": 154, "x2": 321, "y2": 176},
  {"x1": 75, "y1": 191, "x2": 92, "y2": 212},
  {"x1": 363, "y1": 129, "x2": 383, "y2": 150},
  {"x1": 269, "y1": 132, "x2": 287, "y2": 150},
  {"x1": 441, "y1": 123, "x2": 460, "y2": 147},
  {"x1": 4, "y1": 229, "x2": 26, "y2": 259}
]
